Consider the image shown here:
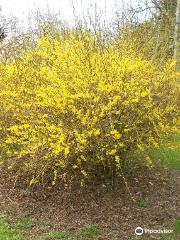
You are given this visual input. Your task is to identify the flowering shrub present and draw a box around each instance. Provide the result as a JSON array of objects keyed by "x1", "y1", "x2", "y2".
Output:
[{"x1": 0, "y1": 31, "x2": 179, "y2": 187}]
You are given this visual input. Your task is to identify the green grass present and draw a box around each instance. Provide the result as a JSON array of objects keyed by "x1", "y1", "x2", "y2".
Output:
[
  {"x1": 0, "y1": 200, "x2": 180, "y2": 240},
  {"x1": 130, "y1": 220, "x2": 180, "y2": 240},
  {"x1": 37, "y1": 219, "x2": 52, "y2": 229},
  {"x1": 150, "y1": 133, "x2": 180, "y2": 170},
  {"x1": 173, "y1": 220, "x2": 180, "y2": 238},
  {"x1": 40, "y1": 226, "x2": 98, "y2": 240},
  {"x1": 83, "y1": 225, "x2": 98, "y2": 238},
  {"x1": 148, "y1": 134, "x2": 180, "y2": 240},
  {"x1": 160, "y1": 220, "x2": 180, "y2": 240},
  {"x1": 0, "y1": 204, "x2": 101, "y2": 240},
  {"x1": 0, "y1": 216, "x2": 99, "y2": 240},
  {"x1": 139, "y1": 199, "x2": 148, "y2": 207},
  {"x1": 0, "y1": 218, "x2": 22, "y2": 240},
  {"x1": 15, "y1": 216, "x2": 30, "y2": 230},
  {"x1": 19, "y1": 189, "x2": 28, "y2": 196},
  {"x1": 54, "y1": 231, "x2": 69, "y2": 239},
  {"x1": 40, "y1": 231, "x2": 69, "y2": 240}
]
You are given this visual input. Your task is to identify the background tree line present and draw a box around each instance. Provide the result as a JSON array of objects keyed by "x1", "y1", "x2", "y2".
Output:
[{"x1": 1, "y1": 0, "x2": 180, "y2": 60}]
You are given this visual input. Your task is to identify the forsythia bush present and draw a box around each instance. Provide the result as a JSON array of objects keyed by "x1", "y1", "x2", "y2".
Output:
[{"x1": 0, "y1": 31, "x2": 179, "y2": 187}]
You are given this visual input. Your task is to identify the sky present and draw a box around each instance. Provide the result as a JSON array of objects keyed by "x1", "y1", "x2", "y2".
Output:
[
  {"x1": 0, "y1": 0, "x2": 139, "y2": 30},
  {"x1": 0, "y1": 0, "x2": 121, "y2": 20}
]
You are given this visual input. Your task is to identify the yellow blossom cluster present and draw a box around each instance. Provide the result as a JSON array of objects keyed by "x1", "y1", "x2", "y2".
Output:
[{"x1": 0, "y1": 31, "x2": 179, "y2": 186}]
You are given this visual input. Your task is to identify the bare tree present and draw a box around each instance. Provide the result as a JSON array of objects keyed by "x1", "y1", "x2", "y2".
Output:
[
  {"x1": 0, "y1": 6, "x2": 6, "y2": 41},
  {"x1": 174, "y1": 0, "x2": 180, "y2": 57}
]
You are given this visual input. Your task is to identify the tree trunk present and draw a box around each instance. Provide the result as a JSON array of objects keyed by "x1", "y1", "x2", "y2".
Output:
[{"x1": 174, "y1": 0, "x2": 180, "y2": 57}]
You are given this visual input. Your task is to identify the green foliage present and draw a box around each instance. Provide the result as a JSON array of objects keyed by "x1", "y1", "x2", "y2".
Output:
[
  {"x1": 162, "y1": 177, "x2": 170, "y2": 182},
  {"x1": 19, "y1": 189, "x2": 28, "y2": 196},
  {"x1": 83, "y1": 225, "x2": 98, "y2": 238},
  {"x1": 139, "y1": 199, "x2": 148, "y2": 207}
]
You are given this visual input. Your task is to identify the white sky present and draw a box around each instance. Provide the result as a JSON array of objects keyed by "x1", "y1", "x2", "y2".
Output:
[
  {"x1": 0, "y1": 0, "x2": 139, "y2": 28},
  {"x1": 0, "y1": 0, "x2": 119, "y2": 20}
]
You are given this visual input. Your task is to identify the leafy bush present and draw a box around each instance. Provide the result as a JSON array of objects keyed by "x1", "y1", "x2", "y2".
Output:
[{"x1": 0, "y1": 31, "x2": 179, "y2": 187}]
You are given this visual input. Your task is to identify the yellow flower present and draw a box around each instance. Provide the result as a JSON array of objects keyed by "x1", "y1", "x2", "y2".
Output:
[
  {"x1": 0, "y1": 31, "x2": 178, "y2": 190},
  {"x1": 149, "y1": 182, "x2": 154, "y2": 186},
  {"x1": 80, "y1": 180, "x2": 84, "y2": 187},
  {"x1": 141, "y1": 91, "x2": 148, "y2": 97},
  {"x1": 30, "y1": 179, "x2": 35, "y2": 185},
  {"x1": 81, "y1": 170, "x2": 87, "y2": 177},
  {"x1": 108, "y1": 149, "x2": 116, "y2": 155},
  {"x1": 146, "y1": 156, "x2": 152, "y2": 168},
  {"x1": 137, "y1": 144, "x2": 144, "y2": 152},
  {"x1": 73, "y1": 165, "x2": 78, "y2": 169},
  {"x1": 94, "y1": 129, "x2": 101, "y2": 136}
]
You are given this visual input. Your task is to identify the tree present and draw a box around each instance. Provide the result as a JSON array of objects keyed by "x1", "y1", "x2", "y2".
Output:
[
  {"x1": 0, "y1": 27, "x2": 5, "y2": 41},
  {"x1": 0, "y1": 6, "x2": 6, "y2": 41},
  {"x1": 174, "y1": 0, "x2": 180, "y2": 57}
]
